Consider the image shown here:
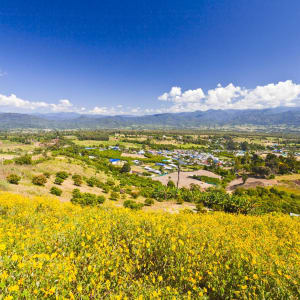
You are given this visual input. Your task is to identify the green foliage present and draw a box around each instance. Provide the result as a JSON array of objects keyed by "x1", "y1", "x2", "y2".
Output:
[
  {"x1": 86, "y1": 176, "x2": 100, "y2": 187},
  {"x1": 120, "y1": 162, "x2": 131, "y2": 173},
  {"x1": 144, "y1": 198, "x2": 154, "y2": 206},
  {"x1": 167, "y1": 180, "x2": 176, "y2": 188},
  {"x1": 72, "y1": 174, "x2": 83, "y2": 186},
  {"x1": 110, "y1": 192, "x2": 119, "y2": 201},
  {"x1": 6, "y1": 174, "x2": 21, "y2": 185},
  {"x1": 15, "y1": 154, "x2": 32, "y2": 165},
  {"x1": 242, "y1": 173, "x2": 249, "y2": 184},
  {"x1": 198, "y1": 189, "x2": 254, "y2": 214},
  {"x1": 234, "y1": 186, "x2": 300, "y2": 214},
  {"x1": 123, "y1": 200, "x2": 143, "y2": 210},
  {"x1": 56, "y1": 171, "x2": 69, "y2": 180},
  {"x1": 32, "y1": 175, "x2": 47, "y2": 186},
  {"x1": 71, "y1": 189, "x2": 105, "y2": 206},
  {"x1": 50, "y1": 186, "x2": 62, "y2": 196},
  {"x1": 54, "y1": 177, "x2": 64, "y2": 185}
]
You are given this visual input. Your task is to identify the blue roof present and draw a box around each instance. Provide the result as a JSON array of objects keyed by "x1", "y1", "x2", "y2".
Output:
[{"x1": 109, "y1": 158, "x2": 120, "y2": 162}]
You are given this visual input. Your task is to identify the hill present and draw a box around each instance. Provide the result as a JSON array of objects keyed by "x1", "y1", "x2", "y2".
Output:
[
  {"x1": 0, "y1": 192, "x2": 299, "y2": 298},
  {"x1": 1, "y1": 107, "x2": 300, "y2": 130}
]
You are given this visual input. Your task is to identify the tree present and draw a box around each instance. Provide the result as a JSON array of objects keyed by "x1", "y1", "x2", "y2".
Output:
[
  {"x1": 226, "y1": 139, "x2": 236, "y2": 150},
  {"x1": 6, "y1": 174, "x2": 21, "y2": 185},
  {"x1": 240, "y1": 141, "x2": 249, "y2": 151},
  {"x1": 242, "y1": 173, "x2": 248, "y2": 184},
  {"x1": 120, "y1": 162, "x2": 131, "y2": 173}
]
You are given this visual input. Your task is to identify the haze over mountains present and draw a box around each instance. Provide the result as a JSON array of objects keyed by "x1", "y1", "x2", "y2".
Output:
[{"x1": 0, "y1": 107, "x2": 299, "y2": 130}]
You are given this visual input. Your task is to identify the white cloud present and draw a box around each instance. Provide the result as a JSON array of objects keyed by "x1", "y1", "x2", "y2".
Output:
[
  {"x1": 0, "y1": 93, "x2": 81, "y2": 113},
  {"x1": 158, "y1": 86, "x2": 205, "y2": 103},
  {"x1": 158, "y1": 80, "x2": 300, "y2": 112}
]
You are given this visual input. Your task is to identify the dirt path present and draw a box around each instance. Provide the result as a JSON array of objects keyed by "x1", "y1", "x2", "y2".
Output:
[{"x1": 226, "y1": 177, "x2": 278, "y2": 191}]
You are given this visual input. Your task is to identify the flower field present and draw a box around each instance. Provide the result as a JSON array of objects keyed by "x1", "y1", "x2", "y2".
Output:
[{"x1": 0, "y1": 192, "x2": 299, "y2": 299}]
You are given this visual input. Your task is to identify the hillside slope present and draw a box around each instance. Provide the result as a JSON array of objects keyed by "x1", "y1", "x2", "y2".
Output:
[{"x1": 0, "y1": 192, "x2": 299, "y2": 298}]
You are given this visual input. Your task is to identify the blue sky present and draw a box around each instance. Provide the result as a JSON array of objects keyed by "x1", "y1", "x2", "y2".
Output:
[{"x1": 1, "y1": 0, "x2": 300, "y2": 115}]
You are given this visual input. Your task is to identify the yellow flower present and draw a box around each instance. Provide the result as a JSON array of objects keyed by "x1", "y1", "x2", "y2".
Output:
[
  {"x1": 8, "y1": 285, "x2": 19, "y2": 292},
  {"x1": 77, "y1": 285, "x2": 82, "y2": 293},
  {"x1": 11, "y1": 254, "x2": 19, "y2": 261}
]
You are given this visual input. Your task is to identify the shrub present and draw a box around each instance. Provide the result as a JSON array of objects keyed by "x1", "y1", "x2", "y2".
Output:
[
  {"x1": 6, "y1": 174, "x2": 21, "y2": 185},
  {"x1": 102, "y1": 185, "x2": 110, "y2": 193},
  {"x1": 71, "y1": 189, "x2": 105, "y2": 206},
  {"x1": 123, "y1": 200, "x2": 143, "y2": 210},
  {"x1": 50, "y1": 186, "x2": 62, "y2": 196},
  {"x1": 15, "y1": 154, "x2": 32, "y2": 165},
  {"x1": 54, "y1": 177, "x2": 64, "y2": 185},
  {"x1": 56, "y1": 171, "x2": 69, "y2": 180},
  {"x1": 97, "y1": 195, "x2": 105, "y2": 204},
  {"x1": 32, "y1": 175, "x2": 47, "y2": 186},
  {"x1": 106, "y1": 179, "x2": 115, "y2": 186},
  {"x1": 110, "y1": 192, "x2": 119, "y2": 201},
  {"x1": 167, "y1": 180, "x2": 176, "y2": 188},
  {"x1": 131, "y1": 191, "x2": 139, "y2": 199},
  {"x1": 72, "y1": 174, "x2": 83, "y2": 186},
  {"x1": 144, "y1": 198, "x2": 154, "y2": 206},
  {"x1": 86, "y1": 176, "x2": 99, "y2": 187}
]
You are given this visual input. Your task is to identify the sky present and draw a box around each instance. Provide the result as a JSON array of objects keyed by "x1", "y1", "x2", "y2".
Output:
[{"x1": 1, "y1": 0, "x2": 300, "y2": 115}]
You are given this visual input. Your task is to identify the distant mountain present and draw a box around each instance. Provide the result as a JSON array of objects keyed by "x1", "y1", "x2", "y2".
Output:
[{"x1": 1, "y1": 107, "x2": 300, "y2": 130}]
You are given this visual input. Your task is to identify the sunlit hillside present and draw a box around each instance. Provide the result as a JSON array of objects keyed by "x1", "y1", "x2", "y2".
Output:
[{"x1": 0, "y1": 192, "x2": 299, "y2": 299}]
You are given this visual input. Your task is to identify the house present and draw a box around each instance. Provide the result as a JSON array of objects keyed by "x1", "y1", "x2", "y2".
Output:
[{"x1": 109, "y1": 158, "x2": 121, "y2": 165}]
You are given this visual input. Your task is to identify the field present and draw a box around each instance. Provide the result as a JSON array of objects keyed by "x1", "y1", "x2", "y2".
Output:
[
  {"x1": 153, "y1": 170, "x2": 221, "y2": 189},
  {"x1": 0, "y1": 192, "x2": 299, "y2": 299}
]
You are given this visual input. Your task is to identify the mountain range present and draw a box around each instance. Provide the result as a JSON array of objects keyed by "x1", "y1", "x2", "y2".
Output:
[{"x1": 0, "y1": 107, "x2": 300, "y2": 130}]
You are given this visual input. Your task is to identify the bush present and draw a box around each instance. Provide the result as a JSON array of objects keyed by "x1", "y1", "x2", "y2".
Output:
[
  {"x1": 72, "y1": 174, "x2": 83, "y2": 186},
  {"x1": 123, "y1": 200, "x2": 144, "y2": 210},
  {"x1": 54, "y1": 177, "x2": 64, "y2": 185},
  {"x1": 130, "y1": 191, "x2": 139, "y2": 199},
  {"x1": 50, "y1": 186, "x2": 62, "y2": 196},
  {"x1": 144, "y1": 198, "x2": 154, "y2": 206},
  {"x1": 6, "y1": 174, "x2": 21, "y2": 185},
  {"x1": 110, "y1": 192, "x2": 119, "y2": 201},
  {"x1": 86, "y1": 176, "x2": 100, "y2": 187},
  {"x1": 15, "y1": 155, "x2": 32, "y2": 165},
  {"x1": 56, "y1": 171, "x2": 69, "y2": 180},
  {"x1": 71, "y1": 189, "x2": 105, "y2": 206},
  {"x1": 32, "y1": 175, "x2": 47, "y2": 186},
  {"x1": 106, "y1": 179, "x2": 115, "y2": 186}
]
